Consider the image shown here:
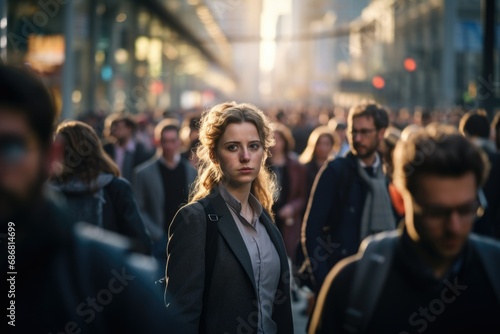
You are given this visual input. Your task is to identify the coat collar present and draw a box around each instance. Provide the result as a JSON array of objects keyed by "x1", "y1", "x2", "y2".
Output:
[{"x1": 207, "y1": 188, "x2": 289, "y2": 295}]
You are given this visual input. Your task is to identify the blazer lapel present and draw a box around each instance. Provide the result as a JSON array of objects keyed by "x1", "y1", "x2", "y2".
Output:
[
  {"x1": 208, "y1": 192, "x2": 258, "y2": 294},
  {"x1": 260, "y1": 213, "x2": 289, "y2": 276}
]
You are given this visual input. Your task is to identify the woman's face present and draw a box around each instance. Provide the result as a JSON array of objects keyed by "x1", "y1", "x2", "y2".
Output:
[
  {"x1": 216, "y1": 122, "x2": 264, "y2": 189},
  {"x1": 315, "y1": 135, "x2": 333, "y2": 161}
]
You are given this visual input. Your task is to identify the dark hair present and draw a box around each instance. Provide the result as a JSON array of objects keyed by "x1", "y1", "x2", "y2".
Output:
[
  {"x1": 154, "y1": 118, "x2": 180, "y2": 142},
  {"x1": 348, "y1": 101, "x2": 389, "y2": 130},
  {"x1": 105, "y1": 113, "x2": 138, "y2": 135},
  {"x1": 54, "y1": 121, "x2": 120, "y2": 185},
  {"x1": 0, "y1": 65, "x2": 56, "y2": 149},
  {"x1": 459, "y1": 110, "x2": 490, "y2": 139},
  {"x1": 393, "y1": 125, "x2": 489, "y2": 196}
]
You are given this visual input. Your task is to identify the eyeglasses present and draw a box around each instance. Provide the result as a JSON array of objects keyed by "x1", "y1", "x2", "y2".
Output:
[
  {"x1": 412, "y1": 197, "x2": 484, "y2": 221},
  {"x1": 349, "y1": 128, "x2": 377, "y2": 137},
  {"x1": 0, "y1": 134, "x2": 31, "y2": 164}
]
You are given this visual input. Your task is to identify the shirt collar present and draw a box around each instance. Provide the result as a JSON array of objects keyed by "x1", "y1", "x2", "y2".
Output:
[
  {"x1": 358, "y1": 152, "x2": 381, "y2": 168},
  {"x1": 218, "y1": 183, "x2": 263, "y2": 219},
  {"x1": 119, "y1": 139, "x2": 136, "y2": 152}
]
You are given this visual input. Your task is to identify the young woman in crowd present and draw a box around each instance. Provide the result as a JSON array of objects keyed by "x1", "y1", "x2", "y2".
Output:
[{"x1": 165, "y1": 102, "x2": 293, "y2": 333}]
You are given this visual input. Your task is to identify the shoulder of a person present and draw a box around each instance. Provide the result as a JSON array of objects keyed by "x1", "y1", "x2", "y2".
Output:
[
  {"x1": 172, "y1": 201, "x2": 205, "y2": 224},
  {"x1": 180, "y1": 157, "x2": 196, "y2": 171},
  {"x1": 324, "y1": 155, "x2": 355, "y2": 173},
  {"x1": 134, "y1": 156, "x2": 160, "y2": 175},
  {"x1": 106, "y1": 176, "x2": 133, "y2": 192},
  {"x1": 469, "y1": 233, "x2": 500, "y2": 254},
  {"x1": 72, "y1": 222, "x2": 157, "y2": 273}
]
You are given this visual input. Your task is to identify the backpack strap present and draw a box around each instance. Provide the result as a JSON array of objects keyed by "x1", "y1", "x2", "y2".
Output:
[
  {"x1": 197, "y1": 197, "x2": 219, "y2": 331},
  {"x1": 343, "y1": 230, "x2": 400, "y2": 333},
  {"x1": 469, "y1": 234, "x2": 500, "y2": 303}
]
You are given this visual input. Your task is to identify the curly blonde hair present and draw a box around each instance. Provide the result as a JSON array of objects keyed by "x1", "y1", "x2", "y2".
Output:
[{"x1": 190, "y1": 102, "x2": 277, "y2": 214}]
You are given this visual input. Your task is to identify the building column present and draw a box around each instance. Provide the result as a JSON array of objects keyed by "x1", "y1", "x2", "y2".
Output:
[
  {"x1": 62, "y1": 0, "x2": 76, "y2": 119},
  {"x1": 440, "y1": 0, "x2": 456, "y2": 109},
  {"x1": 0, "y1": 0, "x2": 7, "y2": 63}
]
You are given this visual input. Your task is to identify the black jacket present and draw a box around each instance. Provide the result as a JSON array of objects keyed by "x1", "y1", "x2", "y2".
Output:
[
  {"x1": 311, "y1": 230, "x2": 500, "y2": 333},
  {"x1": 1, "y1": 193, "x2": 176, "y2": 334},
  {"x1": 303, "y1": 152, "x2": 397, "y2": 291},
  {"x1": 166, "y1": 189, "x2": 293, "y2": 333},
  {"x1": 52, "y1": 175, "x2": 152, "y2": 254}
]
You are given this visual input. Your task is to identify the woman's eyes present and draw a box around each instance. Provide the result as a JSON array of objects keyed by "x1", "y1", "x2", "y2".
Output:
[{"x1": 226, "y1": 143, "x2": 261, "y2": 151}]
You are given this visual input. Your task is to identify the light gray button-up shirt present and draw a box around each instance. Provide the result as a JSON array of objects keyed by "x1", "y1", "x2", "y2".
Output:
[{"x1": 219, "y1": 185, "x2": 281, "y2": 334}]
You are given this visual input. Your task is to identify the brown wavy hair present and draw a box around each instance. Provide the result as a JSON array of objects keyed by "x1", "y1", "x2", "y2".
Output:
[
  {"x1": 190, "y1": 102, "x2": 277, "y2": 214},
  {"x1": 53, "y1": 120, "x2": 119, "y2": 184}
]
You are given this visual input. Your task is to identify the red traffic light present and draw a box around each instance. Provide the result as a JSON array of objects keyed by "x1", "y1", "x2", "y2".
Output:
[
  {"x1": 404, "y1": 58, "x2": 417, "y2": 72},
  {"x1": 372, "y1": 76, "x2": 385, "y2": 89}
]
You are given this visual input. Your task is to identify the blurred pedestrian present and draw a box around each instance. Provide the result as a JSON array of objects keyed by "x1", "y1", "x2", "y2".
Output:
[
  {"x1": 0, "y1": 64, "x2": 175, "y2": 334},
  {"x1": 133, "y1": 118, "x2": 197, "y2": 267},
  {"x1": 302, "y1": 101, "x2": 398, "y2": 293},
  {"x1": 50, "y1": 120, "x2": 151, "y2": 254},
  {"x1": 309, "y1": 125, "x2": 500, "y2": 333},
  {"x1": 292, "y1": 111, "x2": 314, "y2": 155},
  {"x1": 267, "y1": 124, "x2": 307, "y2": 263},
  {"x1": 328, "y1": 118, "x2": 349, "y2": 156},
  {"x1": 299, "y1": 125, "x2": 337, "y2": 206},
  {"x1": 166, "y1": 102, "x2": 293, "y2": 333},
  {"x1": 103, "y1": 113, "x2": 153, "y2": 181},
  {"x1": 459, "y1": 111, "x2": 500, "y2": 238}
]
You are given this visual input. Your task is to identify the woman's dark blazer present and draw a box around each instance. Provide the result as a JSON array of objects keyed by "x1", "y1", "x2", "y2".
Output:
[{"x1": 165, "y1": 188, "x2": 294, "y2": 334}]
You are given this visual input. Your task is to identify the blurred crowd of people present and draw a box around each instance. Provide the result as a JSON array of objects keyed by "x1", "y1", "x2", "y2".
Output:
[{"x1": 1, "y1": 64, "x2": 500, "y2": 333}]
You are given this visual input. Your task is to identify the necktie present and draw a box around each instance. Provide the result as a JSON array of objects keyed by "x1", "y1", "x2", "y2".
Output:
[{"x1": 364, "y1": 166, "x2": 375, "y2": 177}]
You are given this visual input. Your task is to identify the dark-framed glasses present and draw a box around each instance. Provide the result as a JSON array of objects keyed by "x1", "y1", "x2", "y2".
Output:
[
  {"x1": 349, "y1": 128, "x2": 377, "y2": 137},
  {"x1": 412, "y1": 196, "x2": 484, "y2": 221}
]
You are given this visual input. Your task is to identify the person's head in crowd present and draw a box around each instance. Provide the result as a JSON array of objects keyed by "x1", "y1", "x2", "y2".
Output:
[
  {"x1": 414, "y1": 107, "x2": 433, "y2": 127},
  {"x1": 459, "y1": 110, "x2": 490, "y2": 139},
  {"x1": 270, "y1": 123, "x2": 295, "y2": 158},
  {"x1": 400, "y1": 123, "x2": 422, "y2": 142},
  {"x1": 0, "y1": 65, "x2": 59, "y2": 218},
  {"x1": 104, "y1": 113, "x2": 137, "y2": 146},
  {"x1": 154, "y1": 118, "x2": 182, "y2": 162},
  {"x1": 380, "y1": 126, "x2": 401, "y2": 180},
  {"x1": 275, "y1": 109, "x2": 287, "y2": 124},
  {"x1": 52, "y1": 121, "x2": 119, "y2": 185},
  {"x1": 190, "y1": 102, "x2": 276, "y2": 213},
  {"x1": 493, "y1": 111, "x2": 500, "y2": 152},
  {"x1": 347, "y1": 101, "x2": 389, "y2": 164},
  {"x1": 299, "y1": 126, "x2": 337, "y2": 165},
  {"x1": 393, "y1": 125, "x2": 489, "y2": 271},
  {"x1": 328, "y1": 118, "x2": 348, "y2": 146}
]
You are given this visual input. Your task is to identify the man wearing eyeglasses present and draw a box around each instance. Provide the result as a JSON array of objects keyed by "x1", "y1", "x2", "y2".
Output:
[
  {"x1": 309, "y1": 125, "x2": 500, "y2": 333},
  {"x1": 302, "y1": 101, "x2": 398, "y2": 292}
]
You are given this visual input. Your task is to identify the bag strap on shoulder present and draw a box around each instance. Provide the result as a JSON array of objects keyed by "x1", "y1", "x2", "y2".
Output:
[
  {"x1": 469, "y1": 234, "x2": 500, "y2": 303},
  {"x1": 343, "y1": 230, "x2": 399, "y2": 333}
]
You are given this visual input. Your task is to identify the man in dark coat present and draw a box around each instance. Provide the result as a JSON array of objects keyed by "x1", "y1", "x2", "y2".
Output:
[
  {"x1": 302, "y1": 102, "x2": 398, "y2": 292},
  {"x1": 0, "y1": 65, "x2": 175, "y2": 333},
  {"x1": 309, "y1": 126, "x2": 500, "y2": 333}
]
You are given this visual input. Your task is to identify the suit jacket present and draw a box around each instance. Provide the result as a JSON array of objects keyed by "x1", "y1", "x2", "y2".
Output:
[
  {"x1": 103, "y1": 140, "x2": 154, "y2": 181},
  {"x1": 166, "y1": 189, "x2": 294, "y2": 334},
  {"x1": 133, "y1": 156, "x2": 197, "y2": 241}
]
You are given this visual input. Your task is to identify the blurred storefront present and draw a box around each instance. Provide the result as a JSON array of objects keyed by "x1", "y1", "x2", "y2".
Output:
[{"x1": 3, "y1": 0, "x2": 236, "y2": 119}]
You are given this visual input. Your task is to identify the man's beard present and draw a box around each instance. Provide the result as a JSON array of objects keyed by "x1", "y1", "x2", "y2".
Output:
[{"x1": 0, "y1": 172, "x2": 47, "y2": 221}]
